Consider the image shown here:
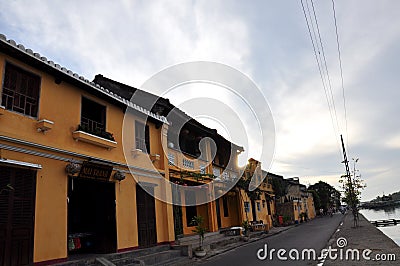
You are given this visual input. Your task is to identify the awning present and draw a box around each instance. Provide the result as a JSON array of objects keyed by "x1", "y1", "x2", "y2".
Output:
[{"x1": 0, "y1": 158, "x2": 42, "y2": 169}]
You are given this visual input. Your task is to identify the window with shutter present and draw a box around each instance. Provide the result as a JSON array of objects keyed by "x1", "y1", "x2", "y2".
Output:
[{"x1": 1, "y1": 63, "x2": 41, "y2": 117}]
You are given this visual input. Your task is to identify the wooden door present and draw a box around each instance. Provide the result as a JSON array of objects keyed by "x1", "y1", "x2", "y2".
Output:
[
  {"x1": 251, "y1": 200, "x2": 257, "y2": 222},
  {"x1": 0, "y1": 166, "x2": 36, "y2": 266},
  {"x1": 136, "y1": 185, "x2": 157, "y2": 248},
  {"x1": 215, "y1": 199, "x2": 221, "y2": 228}
]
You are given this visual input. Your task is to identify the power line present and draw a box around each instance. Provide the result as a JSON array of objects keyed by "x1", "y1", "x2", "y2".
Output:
[
  {"x1": 310, "y1": 0, "x2": 341, "y2": 134},
  {"x1": 300, "y1": 0, "x2": 342, "y2": 153},
  {"x1": 332, "y1": 0, "x2": 349, "y2": 151}
]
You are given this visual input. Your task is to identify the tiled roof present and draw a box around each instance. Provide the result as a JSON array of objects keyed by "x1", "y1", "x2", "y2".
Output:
[{"x1": 0, "y1": 33, "x2": 168, "y2": 124}]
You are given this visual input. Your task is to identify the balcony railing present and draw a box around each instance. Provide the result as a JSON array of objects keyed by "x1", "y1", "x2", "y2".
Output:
[
  {"x1": 81, "y1": 116, "x2": 105, "y2": 133},
  {"x1": 78, "y1": 117, "x2": 114, "y2": 141},
  {"x1": 135, "y1": 137, "x2": 147, "y2": 152},
  {"x1": 168, "y1": 148, "x2": 207, "y2": 171},
  {"x1": 2, "y1": 87, "x2": 38, "y2": 117}
]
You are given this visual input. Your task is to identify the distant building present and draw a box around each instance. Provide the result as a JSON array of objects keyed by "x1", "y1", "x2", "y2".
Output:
[
  {"x1": 236, "y1": 159, "x2": 276, "y2": 231},
  {"x1": 274, "y1": 177, "x2": 316, "y2": 223}
]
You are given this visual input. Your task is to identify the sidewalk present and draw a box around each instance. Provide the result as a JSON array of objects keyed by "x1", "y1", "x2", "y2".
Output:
[
  {"x1": 323, "y1": 212, "x2": 400, "y2": 265},
  {"x1": 187, "y1": 224, "x2": 296, "y2": 264}
]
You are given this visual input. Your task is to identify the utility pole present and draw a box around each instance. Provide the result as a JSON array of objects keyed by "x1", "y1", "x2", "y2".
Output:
[{"x1": 340, "y1": 134, "x2": 358, "y2": 225}]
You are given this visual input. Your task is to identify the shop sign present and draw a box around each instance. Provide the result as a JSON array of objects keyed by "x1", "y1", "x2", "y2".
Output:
[{"x1": 78, "y1": 161, "x2": 113, "y2": 181}]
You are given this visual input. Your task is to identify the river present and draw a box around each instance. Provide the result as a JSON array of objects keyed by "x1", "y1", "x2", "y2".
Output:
[{"x1": 360, "y1": 206, "x2": 400, "y2": 246}]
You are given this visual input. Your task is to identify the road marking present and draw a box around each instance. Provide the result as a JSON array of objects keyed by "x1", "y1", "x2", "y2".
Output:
[{"x1": 317, "y1": 249, "x2": 328, "y2": 266}]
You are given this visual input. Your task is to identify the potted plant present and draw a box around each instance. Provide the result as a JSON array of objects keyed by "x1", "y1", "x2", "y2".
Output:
[
  {"x1": 242, "y1": 220, "x2": 252, "y2": 240},
  {"x1": 191, "y1": 215, "x2": 207, "y2": 257}
]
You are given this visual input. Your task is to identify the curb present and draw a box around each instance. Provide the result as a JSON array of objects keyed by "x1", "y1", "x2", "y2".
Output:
[
  {"x1": 194, "y1": 225, "x2": 296, "y2": 263},
  {"x1": 316, "y1": 213, "x2": 347, "y2": 265}
]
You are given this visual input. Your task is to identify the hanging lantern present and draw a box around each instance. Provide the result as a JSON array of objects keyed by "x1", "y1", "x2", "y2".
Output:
[
  {"x1": 65, "y1": 162, "x2": 81, "y2": 175},
  {"x1": 113, "y1": 171, "x2": 125, "y2": 181}
]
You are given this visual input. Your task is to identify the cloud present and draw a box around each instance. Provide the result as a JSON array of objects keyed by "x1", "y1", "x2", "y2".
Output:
[{"x1": 1, "y1": 0, "x2": 400, "y2": 201}]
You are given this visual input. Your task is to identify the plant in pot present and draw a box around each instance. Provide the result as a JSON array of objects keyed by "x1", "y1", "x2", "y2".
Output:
[
  {"x1": 191, "y1": 215, "x2": 207, "y2": 257},
  {"x1": 242, "y1": 220, "x2": 252, "y2": 240}
]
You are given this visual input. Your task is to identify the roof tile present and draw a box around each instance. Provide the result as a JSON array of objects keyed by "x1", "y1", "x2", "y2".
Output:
[{"x1": 0, "y1": 33, "x2": 168, "y2": 124}]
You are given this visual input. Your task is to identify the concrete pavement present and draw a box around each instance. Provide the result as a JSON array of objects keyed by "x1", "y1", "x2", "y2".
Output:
[
  {"x1": 198, "y1": 213, "x2": 344, "y2": 265},
  {"x1": 323, "y1": 212, "x2": 400, "y2": 265}
]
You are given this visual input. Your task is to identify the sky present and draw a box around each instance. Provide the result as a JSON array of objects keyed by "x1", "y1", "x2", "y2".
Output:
[{"x1": 1, "y1": 0, "x2": 400, "y2": 201}]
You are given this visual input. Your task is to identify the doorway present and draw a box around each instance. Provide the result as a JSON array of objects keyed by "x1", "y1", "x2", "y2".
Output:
[
  {"x1": 251, "y1": 200, "x2": 257, "y2": 222},
  {"x1": 215, "y1": 198, "x2": 222, "y2": 228},
  {"x1": 67, "y1": 177, "x2": 116, "y2": 255},
  {"x1": 136, "y1": 185, "x2": 157, "y2": 248},
  {"x1": 0, "y1": 166, "x2": 36, "y2": 266}
]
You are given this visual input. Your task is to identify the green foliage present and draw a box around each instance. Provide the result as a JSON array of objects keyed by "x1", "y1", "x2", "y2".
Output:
[
  {"x1": 242, "y1": 220, "x2": 252, "y2": 233},
  {"x1": 308, "y1": 181, "x2": 341, "y2": 210},
  {"x1": 179, "y1": 170, "x2": 216, "y2": 182},
  {"x1": 283, "y1": 215, "x2": 292, "y2": 223},
  {"x1": 77, "y1": 124, "x2": 115, "y2": 141},
  {"x1": 308, "y1": 189, "x2": 321, "y2": 209},
  {"x1": 271, "y1": 177, "x2": 289, "y2": 199},
  {"x1": 236, "y1": 176, "x2": 262, "y2": 200},
  {"x1": 191, "y1": 215, "x2": 207, "y2": 249},
  {"x1": 339, "y1": 173, "x2": 366, "y2": 207}
]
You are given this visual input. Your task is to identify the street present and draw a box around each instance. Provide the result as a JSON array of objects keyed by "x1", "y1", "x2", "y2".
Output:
[{"x1": 200, "y1": 213, "x2": 344, "y2": 266}]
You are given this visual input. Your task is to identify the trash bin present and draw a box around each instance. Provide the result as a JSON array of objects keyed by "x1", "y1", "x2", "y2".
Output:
[{"x1": 278, "y1": 215, "x2": 283, "y2": 225}]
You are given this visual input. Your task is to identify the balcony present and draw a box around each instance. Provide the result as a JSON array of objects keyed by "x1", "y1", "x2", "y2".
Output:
[
  {"x1": 261, "y1": 182, "x2": 274, "y2": 193},
  {"x1": 168, "y1": 148, "x2": 207, "y2": 170},
  {"x1": 168, "y1": 148, "x2": 213, "y2": 182},
  {"x1": 72, "y1": 130, "x2": 117, "y2": 150}
]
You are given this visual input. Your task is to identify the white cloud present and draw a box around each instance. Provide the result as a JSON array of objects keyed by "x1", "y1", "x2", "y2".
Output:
[{"x1": 1, "y1": 0, "x2": 400, "y2": 201}]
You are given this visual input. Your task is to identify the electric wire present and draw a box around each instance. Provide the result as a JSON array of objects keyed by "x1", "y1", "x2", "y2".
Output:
[
  {"x1": 301, "y1": 0, "x2": 342, "y2": 154},
  {"x1": 332, "y1": 0, "x2": 349, "y2": 151},
  {"x1": 310, "y1": 0, "x2": 341, "y2": 135}
]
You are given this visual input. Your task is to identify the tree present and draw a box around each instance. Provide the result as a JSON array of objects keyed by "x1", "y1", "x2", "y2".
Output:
[
  {"x1": 270, "y1": 176, "x2": 289, "y2": 202},
  {"x1": 308, "y1": 189, "x2": 321, "y2": 210},
  {"x1": 339, "y1": 173, "x2": 366, "y2": 207},
  {"x1": 308, "y1": 181, "x2": 340, "y2": 211}
]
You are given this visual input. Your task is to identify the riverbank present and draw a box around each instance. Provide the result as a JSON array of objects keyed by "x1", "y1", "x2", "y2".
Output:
[
  {"x1": 360, "y1": 207, "x2": 400, "y2": 246},
  {"x1": 323, "y1": 212, "x2": 400, "y2": 265}
]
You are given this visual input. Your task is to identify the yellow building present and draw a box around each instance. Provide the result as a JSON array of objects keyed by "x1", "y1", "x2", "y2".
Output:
[
  {"x1": 275, "y1": 177, "x2": 316, "y2": 224},
  {"x1": 93, "y1": 75, "x2": 244, "y2": 237},
  {"x1": 236, "y1": 159, "x2": 275, "y2": 231},
  {"x1": 306, "y1": 192, "x2": 316, "y2": 219},
  {"x1": 0, "y1": 34, "x2": 175, "y2": 265}
]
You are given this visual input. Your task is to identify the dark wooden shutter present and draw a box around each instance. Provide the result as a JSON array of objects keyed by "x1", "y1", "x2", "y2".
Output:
[
  {"x1": 136, "y1": 185, "x2": 157, "y2": 248},
  {"x1": 144, "y1": 125, "x2": 150, "y2": 154},
  {"x1": 0, "y1": 166, "x2": 36, "y2": 266}
]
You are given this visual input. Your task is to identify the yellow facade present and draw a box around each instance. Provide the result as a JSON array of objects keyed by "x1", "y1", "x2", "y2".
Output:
[
  {"x1": 236, "y1": 159, "x2": 275, "y2": 231},
  {"x1": 0, "y1": 39, "x2": 175, "y2": 264},
  {"x1": 167, "y1": 146, "x2": 242, "y2": 235},
  {"x1": 306, "y1": 192, "x2": 316, "y2": 219}
]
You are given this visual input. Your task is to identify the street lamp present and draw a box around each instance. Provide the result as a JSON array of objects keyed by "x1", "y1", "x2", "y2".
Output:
[
  {"x1": 352, "y1": 158, "x2": 359, "y2": 180},
  {"x1": 351, "y1": 158, "x2": 360, "y2": 206}
]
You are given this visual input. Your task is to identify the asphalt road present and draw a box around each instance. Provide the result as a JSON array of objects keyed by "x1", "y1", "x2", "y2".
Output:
[{"x1": 200, "y1": 213, "x2": 345, "y2": 266}]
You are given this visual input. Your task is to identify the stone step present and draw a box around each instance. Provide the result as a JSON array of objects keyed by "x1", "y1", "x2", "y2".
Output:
[
  {"x1": 176, "y1": 232, "x2": 224, "y2": 246},
  {"x1": 111, "y1": 256, "x2": 140, "y2": 266},
  {"x1": 104, "y1": 245, "x2": 171, "y2": 262},
  {"x1": 136, "y1": 250, "x2": 182, "y2": 265},
  {"x1": 154, "y1": 256, "x2": 190, "y2": 266}
]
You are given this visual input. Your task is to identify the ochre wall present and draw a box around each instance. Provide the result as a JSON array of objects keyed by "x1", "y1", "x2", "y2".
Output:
[
  {"x1": 115, "y1": 174, "x2": 138, "y2": 250},
  {"x1": 219, "y1": 195, "x2": 240, "y2": 228},
  {"x1": 0, "y1": 53, "x2": 174, "y2": 263}
]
